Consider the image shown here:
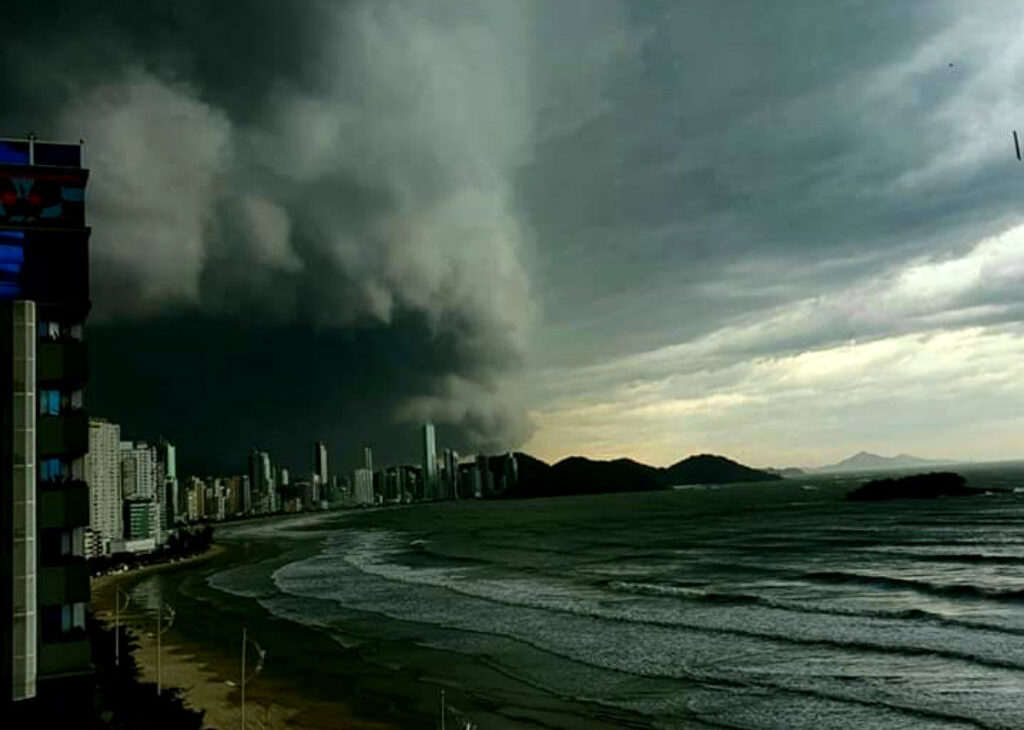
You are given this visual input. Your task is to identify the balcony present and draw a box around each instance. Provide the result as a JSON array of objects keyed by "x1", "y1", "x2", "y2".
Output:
[
  {"x1": 38, "y1": 637, "x2": 91, "y2": 679},
  {"x1": 37, "y1": 340, "x2": 88, "y2": 387},
  {"x1": 38, "y1": 560, "x2": 90, "y2": 606},
  {"x1": 38, "y1": 410, "x2": 88, "y2": 457},
  {"x1": 39, "y1": 480, "x2": 89, "y2": 530}
]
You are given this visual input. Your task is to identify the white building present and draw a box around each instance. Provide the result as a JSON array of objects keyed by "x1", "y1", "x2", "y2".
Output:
[
  {"x1": 85, "y1": 418, "x2": 122, "y2": 557},
  {"x1": 354, "y1": 468, "x2": 375, "y2": 505},
  {"x1": 314, "y1": 441, "x2": 328, "y2": 487},
  {"x1": 422, "y1": 422, "x2": 437, "y2": 499},
  {"x1": 157, "y1": 438, "x2": 178, "y2": 528}
]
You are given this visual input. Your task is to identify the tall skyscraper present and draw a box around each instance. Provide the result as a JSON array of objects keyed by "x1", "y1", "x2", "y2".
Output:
[
  {"x1": 353, "y1": 468, "x2": 374, "y2": 505},
  {"x1": 422, "y1": 422, "x2": 437, "y2": 500},
  {"x1": 476, "y1": 454, "x2": 492, "y2": 497},
  {"x1": 84, "y1": 419, "x2": 121, "y2": 557},
  {"x1": 240, "y1": 474, "x2": 252, "y2": 515},
  {"x1": 119, "y1": 441, "x2": 161, "y2": 545},
  {"x1": 119, "y1": 442, "x2": 157, "y2": 499},
  {"x1": 363, "y1": 445, "x2": 373, "y2": 473},
  {"x1": 248, "y1": 448, "x2": 275, "y2": 514},
  {"x1": 156, "y1": 437, "x2": 178, "y2": 528},
  {"x1": 224, "y1": 475, "x2": 244, "y2": 517},
  {"x1": 0, "y1": 136, "x2": 92, "y2": 707},
  {"x1": 443, "y1": 449, "x2": 460, "y2": 500},
  {"x1": 314, "y1": 441, "x2": 328, "y2": 487}
]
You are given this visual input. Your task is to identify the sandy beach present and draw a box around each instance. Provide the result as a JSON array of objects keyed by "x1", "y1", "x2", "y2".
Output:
[{"x1": 91, "y1": 542, "x2": 403, "y2": 730}]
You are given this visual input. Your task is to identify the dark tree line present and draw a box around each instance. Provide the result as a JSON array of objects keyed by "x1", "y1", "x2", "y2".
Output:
[
  {"x1": 6, "y1": 619, "x2": 215, "y2": 728},
  {"x1": 88, "y1": 617, "x2": 214, "y2": 729}
]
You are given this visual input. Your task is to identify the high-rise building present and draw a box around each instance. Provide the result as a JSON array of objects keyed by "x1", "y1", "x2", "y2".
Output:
[
  {"x1": 240, "y1": 474, "x2": 252, "y2": 514},
  {"x1": 442, "y1": 449, "x2": 459, "y2": 500},
  {"x1": 314, "y1": 441, "x2": 328, "y2": 487},
  {"x1": 123, "y1": 497, "x2": 157, "y2": 540},
  {"x1": 476, "y1": 454, "x2": 493, "y2": 497},
  {"x1": 363, "y1": 445, "x2": 373, "y2": 473},
  {"x1": 224, "y1": 475, "x2": 243, "y2": 517},
  {"x1": 156, "y1": 437, "x2": 178, "y2": 528},
  {"x1": 119, "y1": 442, "x2": 157, "y2": 499},
  {"x1": 422, "y1": 422, "x2": 437, "y2": 500},
  {"x1": 212, "y1": 478, "x2": 226, "y2": 521},
  {"x1": 119, "y1": 441, "x2": 162, "y2": 544},
  {"x1": 0, "y1": 137, "x2": 93, "y2": 708},
  {"x1": 353, "y1": 468, "x2": 374, "y2": 505},
  {"x1": 502, "y1": 452, "x2": 519, "y2": 494},
  {"x1": 84, "y1": 419, "x2": 121, "y2": 557},
  {"x1": 278, "y1": 467, "x2": 289, "y2": 487},
  {"x1": 248, "y1": 448, "x2": 275, "y2": 514}
]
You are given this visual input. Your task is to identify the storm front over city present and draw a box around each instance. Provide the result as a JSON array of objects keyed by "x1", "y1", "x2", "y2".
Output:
[{"x1": 2, "y1": 2, "x2": 1024, "y2": 729}]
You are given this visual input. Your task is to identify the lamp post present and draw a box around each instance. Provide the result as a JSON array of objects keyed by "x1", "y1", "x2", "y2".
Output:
[
  {"x1": 239, "y1": 628, "x2": 266, "y2": 729},
  {"x1": 113, "y1": 585, "x2": 130, "y2": 668},
  {"x1": 240, "y1": 628, "x2": 246, "y2": 730},
  {"x1": 155, "y1": 601, "x2": 175, "y2": 696}
]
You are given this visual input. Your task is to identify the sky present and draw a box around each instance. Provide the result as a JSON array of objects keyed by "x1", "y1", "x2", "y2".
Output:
[{"x1": 2, "y1": 0, "x2": 1023, "y2": 473}]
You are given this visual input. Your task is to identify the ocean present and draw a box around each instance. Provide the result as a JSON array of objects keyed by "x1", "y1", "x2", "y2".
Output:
[{"x1": 191, "y1": 462, "x2": 1024, "y2": 728}]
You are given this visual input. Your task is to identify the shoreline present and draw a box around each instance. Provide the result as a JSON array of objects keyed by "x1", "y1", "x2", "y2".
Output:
[
  {"x1": 91, "y1": 543, "x2": 226, "y2": 594},
  {"x1": 90, "y1": 537, "x2": 408, "y2": 730}
]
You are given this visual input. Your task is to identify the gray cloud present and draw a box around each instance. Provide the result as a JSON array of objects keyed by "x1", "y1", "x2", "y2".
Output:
[
  {"x1": 4, "y1": 1, "x2": 1022, "y2": 469},
  {"x1": 0, "y1": 0, "x2": 540, "y2": 467}
]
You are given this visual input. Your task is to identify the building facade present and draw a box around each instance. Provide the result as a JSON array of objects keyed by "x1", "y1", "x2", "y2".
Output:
[
  {"x1": 314, "y1": 441, "x2": 328, "y2": 488},
  {"x1": 421, "y1": 422, "x2": 437, "y2": 500},
  {"x1": 248, "y1": 449, "x2": 275, "y2": 514},
  {"x1": 156, "y1": 437, "x2": 178, "y2": 529},
  {"x1": 0, "y1": 137, "x2": 92, "y2": 709},
  {"x1": 119, "y1": 441, "x2": 161, "y2": 544},
  {"x1": 84, "y1": 418, "x2": 121, "y2": 557},
  {"x1": 353, "y1": 467, "x2": 374, "y2": 505}
]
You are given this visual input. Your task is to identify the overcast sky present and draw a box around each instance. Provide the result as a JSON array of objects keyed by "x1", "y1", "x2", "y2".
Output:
[{"x1": 3, "y1": 1, "x2": 1023, "y2": 472}]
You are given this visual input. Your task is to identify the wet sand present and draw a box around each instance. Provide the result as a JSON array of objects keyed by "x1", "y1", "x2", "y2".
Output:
[
  {"x1": 89, "y1": 512, "x2": 641, "y2": 730},
  {"x1": 91, "y1": 541, "x2": 406, "y2": 730}
]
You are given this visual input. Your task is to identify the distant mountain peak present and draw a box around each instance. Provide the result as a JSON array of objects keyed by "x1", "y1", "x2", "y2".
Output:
[
  {"x1": 504, "y1": 451, "x2": 781, "y2": 498},
  {"x1": 817, "y1": 451, "x2": 951, "y2": 473}
]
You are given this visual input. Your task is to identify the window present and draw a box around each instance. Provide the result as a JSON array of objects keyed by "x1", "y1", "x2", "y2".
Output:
[
  {"x1": 0, "y1": 140, "x2": 29, "y2": 165},
  {"x1": 41, "y1": 605, "x2": 62, "y2": 641},
  {"x1": 0, "y1": 239, "x2": 23, "y2": 300},
  {"x1": 71, "y1": 602, "x2": 86, "y2": 631},
  {"x1": 40, "y1": 457, "x2": 66, "y2": 483},
  {"x1": 39, "y1": 389, "x2": 60, "y2": 415},
  {"x1": 38, "y1": 321, "x2": 62, "y2": 340},
  {"x1": 61, "y1": 528, "x2": 84, "y2": 557},
  {"x1": 40, "y1": 602, "x2": 86, "y2": 642},
  {"x1": 34, "y1": 142, "x2": 81, "y2": 168},
  {"x1": 37, "y1": 321, "x2": 83, "y2": 341},
  {"x1": 41, "y1": 527, "x2": 84, "y2": 562}
]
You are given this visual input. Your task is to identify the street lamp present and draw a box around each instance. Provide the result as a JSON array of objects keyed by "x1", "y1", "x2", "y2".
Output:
[{"x1": 240, "y1": 628, "x2": 266, "y2": 729}]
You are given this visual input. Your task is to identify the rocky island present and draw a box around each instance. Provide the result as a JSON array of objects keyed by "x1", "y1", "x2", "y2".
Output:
[{"x1": 847, "y1": 472, "x2": 980, "y2": 501}]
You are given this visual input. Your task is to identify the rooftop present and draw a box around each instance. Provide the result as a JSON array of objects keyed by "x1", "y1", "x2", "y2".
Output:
[{"x1": 0, "y1": 136, "x2": 84, "y2": 168}]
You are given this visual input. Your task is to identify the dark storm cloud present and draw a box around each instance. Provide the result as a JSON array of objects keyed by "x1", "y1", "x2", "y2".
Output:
[
  {"x1": 5, "y1": 1, "x2": 1023, "y2": 470},
  {"x1": 524, "y1": 0, "x2": 1024, "y2": 364},
  {"x1": 86, "y1": 311, "x2": 525, "y2": 475},
  {"x1": 1, "y1": 0, "x2": 536, "y2": 470}
]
